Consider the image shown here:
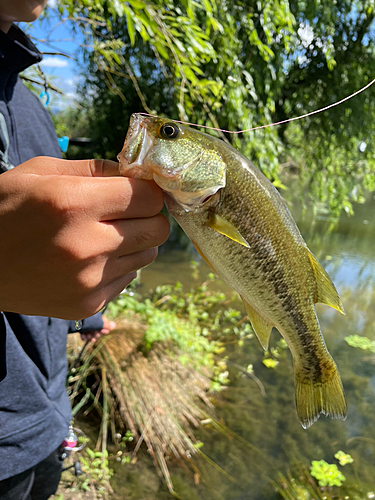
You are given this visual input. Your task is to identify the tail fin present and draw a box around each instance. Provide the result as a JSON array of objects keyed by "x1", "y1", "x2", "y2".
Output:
[{"x1": 295, "y1": 366, "x2": 347, "y2": 429}]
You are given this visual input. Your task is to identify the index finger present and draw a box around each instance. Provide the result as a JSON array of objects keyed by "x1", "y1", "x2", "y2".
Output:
[
  {"x1": 89, "y1": 176, "x2": 166, "y2": 220},
  {"x1": 17, "y1": 157, "x2": 121, "y2": 177},
  {"x1": 18, "y1": 157, "x2": 165, "y2": 219}
]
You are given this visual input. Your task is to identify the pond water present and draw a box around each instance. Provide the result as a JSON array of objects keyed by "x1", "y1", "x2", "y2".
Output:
[{"x1": 110, "y1": 192, "x2": 375, "y2": 499}]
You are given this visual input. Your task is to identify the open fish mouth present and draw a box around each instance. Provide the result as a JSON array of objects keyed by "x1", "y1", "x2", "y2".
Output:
[{"x1": 117, "y1": 114, "x2": 154, "y2": 180}]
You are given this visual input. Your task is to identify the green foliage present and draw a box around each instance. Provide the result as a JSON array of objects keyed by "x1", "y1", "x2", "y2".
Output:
[
  {"x1": 334, "y1": 451, "x2": 354, "y2": 466},
  {"x1": 106, "y1": 275, "x2": 253, "y2": 389},
  {"x1": 106, "y1": 270, "x2": 293, "y2": 388},
  {"x1": 75, "y1": 448, "x2": 113, "y2": 493},
  {"x1": 345, "y1": 335, "x2": 375, "y2": 353},
  {"x1": 273, "y1": 454, "x2": 364, "y2": 500},
  {"x1": 310, "y1": 460, "x2": 345, "y2": 487},
  {"x1": 262, "y1": 338, "x2": 288, "y2": 368},
  {"x1": 262, "y1": 358, "x2": 279, "y2": 369},
  {"x1": 44, "y1": 0, "x2": 375, "y2": 215}
]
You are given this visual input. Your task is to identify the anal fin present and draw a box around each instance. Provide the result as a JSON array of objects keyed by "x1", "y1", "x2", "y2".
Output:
[
  {"x1": 306, "y1": 249, "x2": 345, "y2": 315},
  {"x1": 241, "y1": 297, "x2": 273, "y2": 350}
]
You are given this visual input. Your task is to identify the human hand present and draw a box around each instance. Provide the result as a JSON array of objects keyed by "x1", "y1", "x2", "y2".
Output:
[
  {"x1": 80, "y1": 314, "x2": 116, "y2": 343},
  {"x1": 0, "y1": 157, "x2": 169, "y2": 319}
]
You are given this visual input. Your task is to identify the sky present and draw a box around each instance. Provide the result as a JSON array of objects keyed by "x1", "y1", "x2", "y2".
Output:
[{"x1": 20, "y1": 2, "x2": 86, "y2": 111}]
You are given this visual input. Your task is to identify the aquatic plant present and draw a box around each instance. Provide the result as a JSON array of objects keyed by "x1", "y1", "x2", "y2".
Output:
[
  {"x1": 334, "y1": 451, "x2": 354, "y2": 466},
  {"x1": 310, "y1": 460, "x2": 345, "y2": 487},
  {"x1": 263, "y1": 358, "x2": 279, "y2": 369},
  {"x1": 78, "y1": 448, "x2": 114, "y2": 495},
  {"x1": 344, "y1": 335, "x2": 375, "y2": 353},
  {"x1": 106, "y1": 287, "x2": 229, "y2": 389},
  {"x1": 273, "y1": 453, "x2": 366, "y2": 500}
]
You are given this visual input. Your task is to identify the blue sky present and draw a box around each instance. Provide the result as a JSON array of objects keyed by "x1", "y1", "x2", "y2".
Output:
[{"x1": 20, "y1": 3, "x2": 85, "y2": 111}]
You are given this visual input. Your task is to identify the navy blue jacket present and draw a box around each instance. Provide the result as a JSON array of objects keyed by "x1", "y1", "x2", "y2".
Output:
[{"x1": 0, "y1": 25, "x2": 103, "y2": 480}]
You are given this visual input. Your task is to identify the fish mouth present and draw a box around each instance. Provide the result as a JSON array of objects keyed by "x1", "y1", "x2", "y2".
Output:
[{"x1": 117, "y1": 114, "x2": 154, "y2": 180}]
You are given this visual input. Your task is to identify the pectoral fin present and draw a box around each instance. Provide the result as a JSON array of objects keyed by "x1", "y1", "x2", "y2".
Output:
[
  {"x1": 306, "y1": 250, "x2": 345, "y2": 315},
  {"x1": 206, "y1": 213, "x2": 249, "y2": 248},
  {"x1": 241, "y1": 297, "x2": 273, "y2": 350}
]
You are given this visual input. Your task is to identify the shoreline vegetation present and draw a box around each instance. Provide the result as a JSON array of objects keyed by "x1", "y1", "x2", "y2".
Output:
[
  {"x1": 52, "y1": 272, "x2": 375, "y2": 500},
  {"x1": 60, "y1": 275, "x2": 238, "y2": 498}
]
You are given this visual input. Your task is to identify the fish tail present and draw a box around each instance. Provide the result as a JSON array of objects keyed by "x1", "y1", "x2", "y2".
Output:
[{"x1": 295, "y1": 362, "x2": 347, "y2": 429}]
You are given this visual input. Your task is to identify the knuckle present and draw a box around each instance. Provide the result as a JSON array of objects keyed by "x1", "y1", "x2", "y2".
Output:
[
  {"x1": 131, "y1": 178, "x2": 165, "y2": 214},
  {"x1": 39, "y1": 177, "x2": 78, "y2": 217}
]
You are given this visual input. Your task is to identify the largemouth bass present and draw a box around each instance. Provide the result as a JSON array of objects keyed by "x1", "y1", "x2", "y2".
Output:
[{"x1": 118, "y1": 113, "x2": 347, "y2": 429}]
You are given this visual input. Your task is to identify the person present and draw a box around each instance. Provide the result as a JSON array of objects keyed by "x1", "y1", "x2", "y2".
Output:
[{"x1": 0, "y1": 1, "x2": 170, "y2": 499}]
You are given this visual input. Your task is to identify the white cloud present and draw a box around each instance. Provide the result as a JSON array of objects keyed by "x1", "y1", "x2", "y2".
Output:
[
  {"x1": 47, "y1": 0, "x2": 58, "y2": 8},
  {"x1": 40, "y1": 57, "x2": 69, "y2": 68}
]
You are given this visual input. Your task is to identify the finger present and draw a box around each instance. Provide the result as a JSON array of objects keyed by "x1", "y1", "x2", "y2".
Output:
[
  {"x1": 17, "y1": 157, "x2": 121, "y2": 177},
  {"x1": 108, "y1": 214, "x2": 170, "y2": 255},
  {"x1": 116, "y1": 247, "x2": 158, "y2": 276},
  {"x1": 94, "y1": 177, "x2": 166, "y2": 221},
  {"x1": 38, "y1": 175, "x2": 165, "y2": 221},
  {"x1": 99, "y1": 273, "x2": 140, "y2": 308},
  {"x1": 98, "y1": 248, "x2": 156, "y2": 291}
]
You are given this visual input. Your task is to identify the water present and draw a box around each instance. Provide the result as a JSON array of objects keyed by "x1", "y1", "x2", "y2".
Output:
[{"x1": 110, "y1": 193, "x2": 375, "y2": 499}]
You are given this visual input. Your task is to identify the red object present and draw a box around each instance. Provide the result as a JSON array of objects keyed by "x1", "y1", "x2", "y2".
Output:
[
  {"x1": 62, "y1": 437, "x2": 78, "y2": 448},
  {"x1": 62, "y1": 426, "x2": 78, "y2": 448}
]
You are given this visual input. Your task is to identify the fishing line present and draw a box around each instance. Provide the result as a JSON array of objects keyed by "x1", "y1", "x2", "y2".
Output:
[{"x1": 139, "y1": 77, "x2": 375, "y2": 134}]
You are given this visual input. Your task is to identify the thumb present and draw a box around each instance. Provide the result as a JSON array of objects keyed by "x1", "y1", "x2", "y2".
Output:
[{"x1": 15, "y1": 157, "x2": 120, "y2": 177}]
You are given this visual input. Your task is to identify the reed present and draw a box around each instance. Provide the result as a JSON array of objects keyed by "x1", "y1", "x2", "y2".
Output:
[{"x1": 67, "y1": 316, "x2": 217, "y2": 493}]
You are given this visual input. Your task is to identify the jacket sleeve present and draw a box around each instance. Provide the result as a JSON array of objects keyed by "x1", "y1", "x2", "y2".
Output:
[
  {"x1": 68, "y1": 312, "x2": 104, "y2": 333},
  {"x1": 0, "y1": 313, "x2": 6, "y2": 382}
]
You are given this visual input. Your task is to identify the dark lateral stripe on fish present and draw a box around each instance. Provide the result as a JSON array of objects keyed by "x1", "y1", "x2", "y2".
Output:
[{"x1": 253, "y1": 250, "x2": 324, "y2": 382}]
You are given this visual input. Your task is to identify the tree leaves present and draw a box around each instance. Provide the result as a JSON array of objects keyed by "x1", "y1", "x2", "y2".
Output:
[{"x1": 49, "y1": 0, "x2": 375, "y2": 215}]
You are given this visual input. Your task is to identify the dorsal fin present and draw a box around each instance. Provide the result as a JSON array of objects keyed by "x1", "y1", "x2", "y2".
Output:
[
  {"x1": 306, "y1": 250, "x2": 345, "y2": 315},
  {"x1": 241, "y1": 297, "x2": 273, "y2": 350}
]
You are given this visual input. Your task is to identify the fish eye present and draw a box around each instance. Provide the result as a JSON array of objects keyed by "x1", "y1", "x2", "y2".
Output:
[{"x1": 160, "y1": 122, "x2": 180, "y2": 139}]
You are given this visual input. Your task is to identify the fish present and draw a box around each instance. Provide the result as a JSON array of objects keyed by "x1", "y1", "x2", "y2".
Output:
[{"x1": 117, "y1": 113, "x2": 347, "y2": 429}]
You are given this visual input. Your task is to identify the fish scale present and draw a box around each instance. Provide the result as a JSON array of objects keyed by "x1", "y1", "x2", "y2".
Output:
[{"x1": 118, "y1": 113, "x2": 347, "y2": 429}]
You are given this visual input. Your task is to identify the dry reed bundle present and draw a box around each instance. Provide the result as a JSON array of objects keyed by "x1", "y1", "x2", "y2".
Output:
[{"x1": 67, "y1": 317, "x2": 217, "y2": 493}]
